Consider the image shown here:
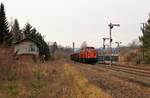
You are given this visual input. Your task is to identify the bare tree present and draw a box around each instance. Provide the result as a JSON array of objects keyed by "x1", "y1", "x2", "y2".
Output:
[
  {"x1": 128, "y1": 39, "x2": 140, "y2": 48},
  {"x1": 81, "y1": 41, "x2": 87, "y2": 48}
]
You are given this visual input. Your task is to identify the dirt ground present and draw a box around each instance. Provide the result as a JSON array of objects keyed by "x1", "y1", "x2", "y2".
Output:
[{"x1": 71, "y1": 62, "x2": 150, "y2": 98}]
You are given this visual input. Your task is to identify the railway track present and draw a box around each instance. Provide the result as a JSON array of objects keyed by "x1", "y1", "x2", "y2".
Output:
[
  {"x1": 97, "y1": 64, "x2": 150, "y2": 78},
  {"x1": 83, "y1": 63, "x2": 150, "y2": 87},
  {"x1": 72, "y1": 61, "x2": 150, "y2": 78},
  {"x1": 72, "y1": 62, "x2": 150, "y2": 98},
  {"x1": 113, "y1": 63, "x2": 150, "y2": 72},
  {"x1": 71, "y1": 61, "x2": 150, "y2": 86}
]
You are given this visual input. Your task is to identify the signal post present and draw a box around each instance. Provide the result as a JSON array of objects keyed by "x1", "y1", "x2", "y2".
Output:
[{"x1": 108, "y1": 23, "x2": 120, "y2": 66}]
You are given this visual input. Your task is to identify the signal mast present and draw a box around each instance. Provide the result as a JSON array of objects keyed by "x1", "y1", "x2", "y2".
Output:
[{"x1": 108, "y1": 23, "x2": 120, "y2": 66}]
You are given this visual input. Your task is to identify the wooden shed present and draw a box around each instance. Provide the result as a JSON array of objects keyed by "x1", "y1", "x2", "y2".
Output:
[{"x1": 13, "y1": 38, "x2": 40, "y2": 63}]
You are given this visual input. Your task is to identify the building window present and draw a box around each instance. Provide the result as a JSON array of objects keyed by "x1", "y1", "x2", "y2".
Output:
[{"x1": 29, "y1": 45, "x2": 35, "y2": 52}]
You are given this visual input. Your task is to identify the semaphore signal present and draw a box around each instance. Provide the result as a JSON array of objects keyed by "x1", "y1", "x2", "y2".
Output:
[{"x1": 108, "y1": 22, "x2": 120, "y2": 66}]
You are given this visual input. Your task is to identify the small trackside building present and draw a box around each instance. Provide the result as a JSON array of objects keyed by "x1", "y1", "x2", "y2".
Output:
[{"x1": 13, "y1": 38, "x2": 40, "y2": 63}]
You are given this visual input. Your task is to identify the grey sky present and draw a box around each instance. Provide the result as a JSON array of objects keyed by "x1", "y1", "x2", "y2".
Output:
[{"x1": 1, "y1": 0, "x2": 150, "y2": 47}]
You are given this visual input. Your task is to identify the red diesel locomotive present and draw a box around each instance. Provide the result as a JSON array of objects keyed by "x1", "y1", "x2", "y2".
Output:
[{"x1": 70, "y1": 47, "x2": 98, "y2": 64}]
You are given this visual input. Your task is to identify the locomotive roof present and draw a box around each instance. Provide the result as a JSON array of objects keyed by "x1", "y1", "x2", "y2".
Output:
[{"x1": 81, "y1": 47, "x2": 95, "y2": 50}]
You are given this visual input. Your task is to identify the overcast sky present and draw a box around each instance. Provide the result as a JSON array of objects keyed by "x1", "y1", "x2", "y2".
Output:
[{"x1": 1, "y1": 0, "x2": 150, "y2": 47}]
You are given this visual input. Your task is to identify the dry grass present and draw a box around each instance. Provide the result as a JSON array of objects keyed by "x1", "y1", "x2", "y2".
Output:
[
  {"x1": 57, "y1": 63, "x2": 111, "y2": 98},
  {"x1": 73, "y1": 63, "x2": 150, "y2": 98},
  {"x1": 0, "y1": 60, "x2": 111, "y2": 98}
]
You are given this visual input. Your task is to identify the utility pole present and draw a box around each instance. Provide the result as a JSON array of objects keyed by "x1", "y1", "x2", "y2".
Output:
[
  {"x1": 141, "y1": 23, "x2": 145, "y2": 61},
  {"x1": 73, "y1": 42, "x2": 75, "y2": 53},
  {"x1": 108, "y1": 23, "x2": 120, "y2": 66}
]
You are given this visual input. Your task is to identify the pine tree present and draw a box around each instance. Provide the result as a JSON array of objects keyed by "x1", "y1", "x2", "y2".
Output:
[
  {"x1": 22, "y1": 23, "x2": 50, "y2": 60},
  {"x1": 0, "y1": 3, "x2": 9, "y2": 44},
  {"x1": 23, "y1": 23, "x2": 32, "y2": 39},
  {"x1": 11, "y1": 19, "x2": 22, "y2": 42},
  {"x1": 139, "y1": 15, "x2": 150, "y2": 63}
]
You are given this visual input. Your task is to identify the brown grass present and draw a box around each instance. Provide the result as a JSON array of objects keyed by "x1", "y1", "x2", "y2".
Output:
[{"x1": 0, "y1": 60, "x2": 111, "y2": 98}]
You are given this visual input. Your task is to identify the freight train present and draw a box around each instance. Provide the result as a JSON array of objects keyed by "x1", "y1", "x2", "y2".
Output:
[{"x1": 70, "y1": 47, "x2": 98, "y2": 64}]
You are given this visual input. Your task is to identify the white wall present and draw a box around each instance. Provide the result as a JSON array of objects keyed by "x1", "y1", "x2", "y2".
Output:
[{"x1": 14, "y1": 41, "x2": 39, "y2": 55}]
